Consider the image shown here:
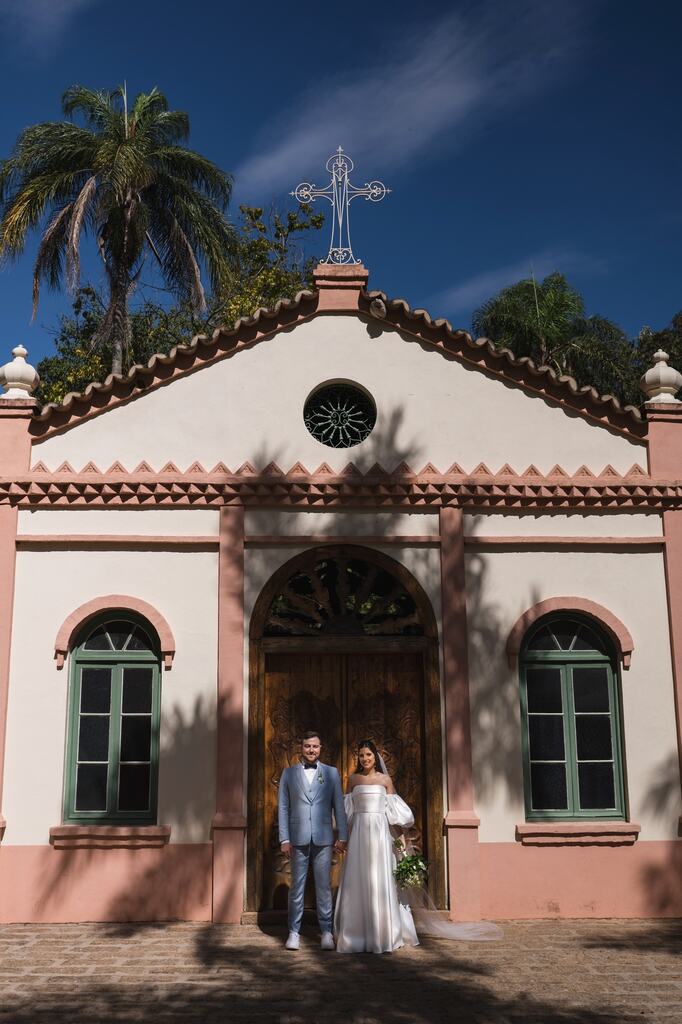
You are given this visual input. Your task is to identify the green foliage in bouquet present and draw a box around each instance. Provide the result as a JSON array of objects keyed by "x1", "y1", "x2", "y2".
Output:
[{"x1": 393, "y1": 852, "x2": 427, "y2": 890}]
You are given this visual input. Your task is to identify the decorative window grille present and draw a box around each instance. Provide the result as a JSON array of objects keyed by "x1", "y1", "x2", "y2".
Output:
[
  {"x1": 519, "y1": 616, "x2": 625, "y2": 820},
  {"x1": 63, "y1": 615, "x2": 161, "y2": 824},
  {"x1": 264, "y1": 553, "x2": 423, "y2": 637},
  {"x1": 303, "y1": 382, "x2": 376, "y2": 448}
]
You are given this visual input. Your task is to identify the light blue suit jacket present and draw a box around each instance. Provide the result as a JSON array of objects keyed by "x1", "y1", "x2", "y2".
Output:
[{"x1": 278, "y1": 762, "x2": 348, "y2": 847}]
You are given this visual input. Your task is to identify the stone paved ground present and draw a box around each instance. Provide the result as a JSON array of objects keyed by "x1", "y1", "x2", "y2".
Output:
[{"x1": 0, "y1": 920, "x2": 680, "y2": 1024}]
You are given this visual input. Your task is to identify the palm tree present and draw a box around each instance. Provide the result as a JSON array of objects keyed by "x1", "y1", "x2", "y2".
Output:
[
  {"x1": 0, "y1": 85, "x2": 235, "y2": 376},
  {"x1": 472, "y1": 272, "x2": 634, "y2": 399}
]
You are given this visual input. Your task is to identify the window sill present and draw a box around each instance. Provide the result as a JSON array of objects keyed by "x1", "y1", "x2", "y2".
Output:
[
  {"x1": 49, "y1": 825, "x2": 171, "y2": 849},
  {"x1": 515, "y1": 822, "x2": 640, "y2": 846}
]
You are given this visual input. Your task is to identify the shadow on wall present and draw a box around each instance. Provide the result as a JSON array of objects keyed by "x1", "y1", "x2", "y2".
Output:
[
  {"x1": 637, "y1": 751, "x2": 682, "y2": 918},
  {"x1": 38, "y1": 694, "x2": 227, "y2": 924}
]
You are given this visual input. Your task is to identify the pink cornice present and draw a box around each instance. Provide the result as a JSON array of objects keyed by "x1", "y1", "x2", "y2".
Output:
[
  {"x1": 54, "y1": 595, "x2": 176, "y2": 670},
  {"x1": 2, "y1": 464, "x2": 681, "y2": 512},
  {"x1": 506, "y1": 597, "x2": 634, "y2": 670}
]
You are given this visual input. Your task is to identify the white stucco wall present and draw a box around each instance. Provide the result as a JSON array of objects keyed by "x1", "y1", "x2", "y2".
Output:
[
  {"x1": 244, "y1": 510, "x2": 439, "y2": 536},
  {"x1": 464, "y1": 512, "x2": 663, "y2": 537},
  {"x1": 33, "y1": 316, "x2": 645, "y2": 475},
  {"x1": 3, "y1": 549, "x2": 218, "y2": 844},
  {"x1": 17, "y1": 509, "x2": 220, "y2": 536},
  {"x1": 465, "y1": 548, "x2": 680, "y2": 842}
]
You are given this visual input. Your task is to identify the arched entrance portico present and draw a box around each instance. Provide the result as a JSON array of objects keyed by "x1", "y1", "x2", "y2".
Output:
[{"x1": 246, "y1": 545, "x2": 445, "y2": 916}]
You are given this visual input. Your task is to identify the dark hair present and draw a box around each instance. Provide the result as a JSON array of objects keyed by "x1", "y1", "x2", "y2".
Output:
[
  {"x1": 356, "y1": 739, "x2": 384, "y2": 774},
  {"x1": 302, "y1": 730, "x2": 321, "y2": 742}
]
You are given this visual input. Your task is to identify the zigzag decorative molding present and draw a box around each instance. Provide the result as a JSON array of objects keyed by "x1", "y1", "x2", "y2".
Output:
[
  {"x1": 28, "y1": 460, "x2": 650, "y2": 479},
  {"x1": 4, "y1": 462, "x2": 679, "y2": 510}
]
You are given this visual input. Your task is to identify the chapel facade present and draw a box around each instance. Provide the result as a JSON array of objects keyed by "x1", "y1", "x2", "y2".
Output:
[{"x1": 0, "y1": 261, "x2": 680, "y2": 924}]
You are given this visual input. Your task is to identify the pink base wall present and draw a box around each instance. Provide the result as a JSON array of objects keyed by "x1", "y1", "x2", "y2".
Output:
[
  {"x1": 2, "y1": 840, "x2": 680, "y2": 924},
  {"x1": 479, "y1": 840, "x2": 682, "y2": 919},
  {"x1": 0, "y1": 843, "x2": 213, "y2": 924}
]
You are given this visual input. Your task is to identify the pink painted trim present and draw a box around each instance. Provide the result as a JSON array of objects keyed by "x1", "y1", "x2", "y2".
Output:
[
  {"x1": 211, "y1": 812, "x2": 247, "y2": 830},
  {"x1": 506, "y1": 597, "x2": 634, "y2": 670},
  {"x1": 18, "y1": 535, "x2": 218, "y2": 549},
  {"x1": 465, "y1": 536, "x2": 664, "y2": 549},
  {"x1": 515, "y1": 822, "x2": 641, "y2": 846},
  {"x1": 49, "y1": 825, "x2": 171, "y2": 848},
  {"x1": 245, "y1": 534, "x2": 440, "y2": 546},
  {"x1": 213, "y1": 507, "x2": 246, "y2": 923},
  {"x1": 444, "y1": 812, "x2": 480, "y2": 828},
  {"x1": 54, "y1": 595, "x2": 176, "y2": 670}
]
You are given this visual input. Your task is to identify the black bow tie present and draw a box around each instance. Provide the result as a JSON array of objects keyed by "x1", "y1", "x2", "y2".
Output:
[{"x1": 302, "y1": 760, "x2": 319, "y2": 769}]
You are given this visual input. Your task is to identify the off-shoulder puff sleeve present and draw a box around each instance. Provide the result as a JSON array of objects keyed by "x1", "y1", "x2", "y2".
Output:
[{"x1": 385, "y1": 794, "x2": 414, "y2": 829}]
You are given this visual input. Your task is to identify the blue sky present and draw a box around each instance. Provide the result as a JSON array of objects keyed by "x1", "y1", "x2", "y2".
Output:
[{"x1": 0, "y1": 0, "x2": 679, "y2": 365}]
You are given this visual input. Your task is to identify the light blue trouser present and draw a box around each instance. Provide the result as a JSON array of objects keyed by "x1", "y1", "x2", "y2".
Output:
[{"x1": 288, "y1": 842, "x2": 333, "y2": 935}]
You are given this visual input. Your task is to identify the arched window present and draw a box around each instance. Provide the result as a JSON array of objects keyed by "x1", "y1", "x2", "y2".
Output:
[
  {"x1": 63, "y1": 614, "x2": 161, "y2": 824},
  {"x1": 519, "y1": 615, "x2": 625, "y2": 821}
]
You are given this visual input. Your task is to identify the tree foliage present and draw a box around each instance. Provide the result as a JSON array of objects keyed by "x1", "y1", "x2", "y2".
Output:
[
  {"x1": 0, "y1": 84, "x2": 235, "y2": 377},
  {"x1": 472, "y1": 272, "x2": 637, "y2": 402},
  {"x1": 36, "y1": 203, "x2": 324, "y2": 406}
]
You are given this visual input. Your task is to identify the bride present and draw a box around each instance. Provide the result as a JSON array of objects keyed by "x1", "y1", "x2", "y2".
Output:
[
  {"x1": 334, "y1": 739, "x2": 504, "y2": 953},
  {"x1": 334, "y1": 739, "x2": 419, "y2": 953}
]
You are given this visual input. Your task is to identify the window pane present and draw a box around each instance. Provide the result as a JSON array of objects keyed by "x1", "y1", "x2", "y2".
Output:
[
  {"x1": 530, "y1": 764, "x2": 568, "y2": 810},
  {"x1": 118, "y1": 764, "x2": 151, "y2": 811},
  {"x1": 75, "y1": 763, "x2": 108, "y2": 811},
  {"x1": 78, "y1": 716, "x2": 110, "y2": 761},
  {"x1": 578, "y1": 762, "x2": 616, "y2": 809},
  {"x1": 105, "y1": 620, "x2": 134, "y2": 650},
  {"x1": 126, "y1": 627, "x2": 153, "y2": 652},
  {"x1": 529, "y1": 716, "x2": 565, "y2": 760},
  {"x1": 576, "y1": 716, "x2": 613, "y2": 761},
  {"x1": 527, "y1": 626, "x2": 557, "y2": 651},
  {"x1": 80, "y1": 667, "x2": 111, "y2": 713},
  {"x1": 572, "y1": 626, "x2": 606, "y2": 653},
  {"x1": 526, "y1": 668, "x2": 563, "y2": 713},
  {"x1": 122, "y1": 667, "x2": 153, "y2": 713},
  {"x1": 120, "y1": 717, "x2": 151, "y2": 762},
  {"x1": 550, "y1": 619, "x2": 578, "y2": 650},
  {"x1": 573, "y1": 667, "x2": 610, "y2": 713},
  {"x1": 83, "y1": 626, "x2": 111, "y2": 651}
]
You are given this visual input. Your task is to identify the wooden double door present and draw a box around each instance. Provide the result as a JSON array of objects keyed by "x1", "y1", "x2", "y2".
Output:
[{"x1": 252, "y1": 646, "x2": 442, "y2": 913}]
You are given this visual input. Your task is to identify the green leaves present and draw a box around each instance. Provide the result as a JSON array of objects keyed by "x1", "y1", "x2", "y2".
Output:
[
  {"x1": 0, "y1": 82, "x2": 236, "y2": 377},
  {"x1": 472, "y1": 273, "x2": 639, "y2": 405}
]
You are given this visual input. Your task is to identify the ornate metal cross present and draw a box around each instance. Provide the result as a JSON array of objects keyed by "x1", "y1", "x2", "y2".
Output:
[{"x1": 291, "y1": 147, "x2": 390, "y2": 265}]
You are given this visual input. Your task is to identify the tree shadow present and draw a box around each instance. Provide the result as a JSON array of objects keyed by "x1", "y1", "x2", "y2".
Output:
[{"x1": 0, "y1": 925, "x2": 655, "y2": 1024}]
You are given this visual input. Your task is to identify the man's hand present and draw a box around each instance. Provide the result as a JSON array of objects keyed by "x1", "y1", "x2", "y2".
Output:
[
  {"x1": 281, "y1": 841, "x2": 292, "y2": 859},
  {"x1": 334, "y1": 840, "x2": 347, "y2": 853}
]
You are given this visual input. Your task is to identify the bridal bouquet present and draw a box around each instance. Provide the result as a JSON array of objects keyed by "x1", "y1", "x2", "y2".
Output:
[{"x1": 393, "y1": 845, "x2": 427, "y2": 890}]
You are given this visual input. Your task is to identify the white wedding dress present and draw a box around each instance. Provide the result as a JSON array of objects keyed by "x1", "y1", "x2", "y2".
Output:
[{"x1": 334, "y1": 784, "x2": 419, "y2": 953}]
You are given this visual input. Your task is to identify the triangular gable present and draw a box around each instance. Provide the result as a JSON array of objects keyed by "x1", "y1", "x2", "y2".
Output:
[{"x1": 29, "y1": 267, "x2": 644, "y2": 443}]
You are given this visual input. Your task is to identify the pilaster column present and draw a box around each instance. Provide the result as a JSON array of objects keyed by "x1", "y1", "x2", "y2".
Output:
[
  {"x1": 211, "y1": 506, "x2": 247, "y2": 922},
  {"x1": 439, "y1": 507, "x2": 481, "y2": 920},
  {"x1": 647, "y1": 405, "x2": 682, "y2": 804},
  {"x1": 0, "y1": 399, "x2": 36, "y2": 836}
]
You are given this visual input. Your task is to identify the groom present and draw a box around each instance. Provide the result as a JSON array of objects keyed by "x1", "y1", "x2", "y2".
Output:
[{"x1": 278, "y1": 730, "x2": 348, "y2": 950}]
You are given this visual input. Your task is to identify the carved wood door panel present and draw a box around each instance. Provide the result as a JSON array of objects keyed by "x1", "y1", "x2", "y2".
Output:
[
  {"x1": 261, "y1": 650, "x2": 426, "y2": 912},
  {"x1": 345, "y1": 653, "x2": 424, "y2": 857}
]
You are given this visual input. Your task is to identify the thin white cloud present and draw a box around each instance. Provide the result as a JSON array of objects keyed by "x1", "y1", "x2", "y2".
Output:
[
  {"x1": 0, "y1": 0, "x2": 95, "y2": 49},
  {"x1": 235, "y1": 1, "x2": 589, "y2": 198},
  {"x1": 432, "y1": 248, "x2": 606, "y2": 320}
]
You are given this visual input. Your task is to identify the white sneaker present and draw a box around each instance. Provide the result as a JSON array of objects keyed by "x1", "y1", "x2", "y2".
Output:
[
  {"x1": 285, "y1": 931, "x2": 300, "y2": 950},
  {"x1": 320, "y1": 931, "x2": 335, "y2": 950}
]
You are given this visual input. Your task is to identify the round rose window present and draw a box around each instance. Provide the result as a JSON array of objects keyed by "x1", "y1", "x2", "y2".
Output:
[{"x1": 303, "y1": 382, "x2": 376, "y2": 448}]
